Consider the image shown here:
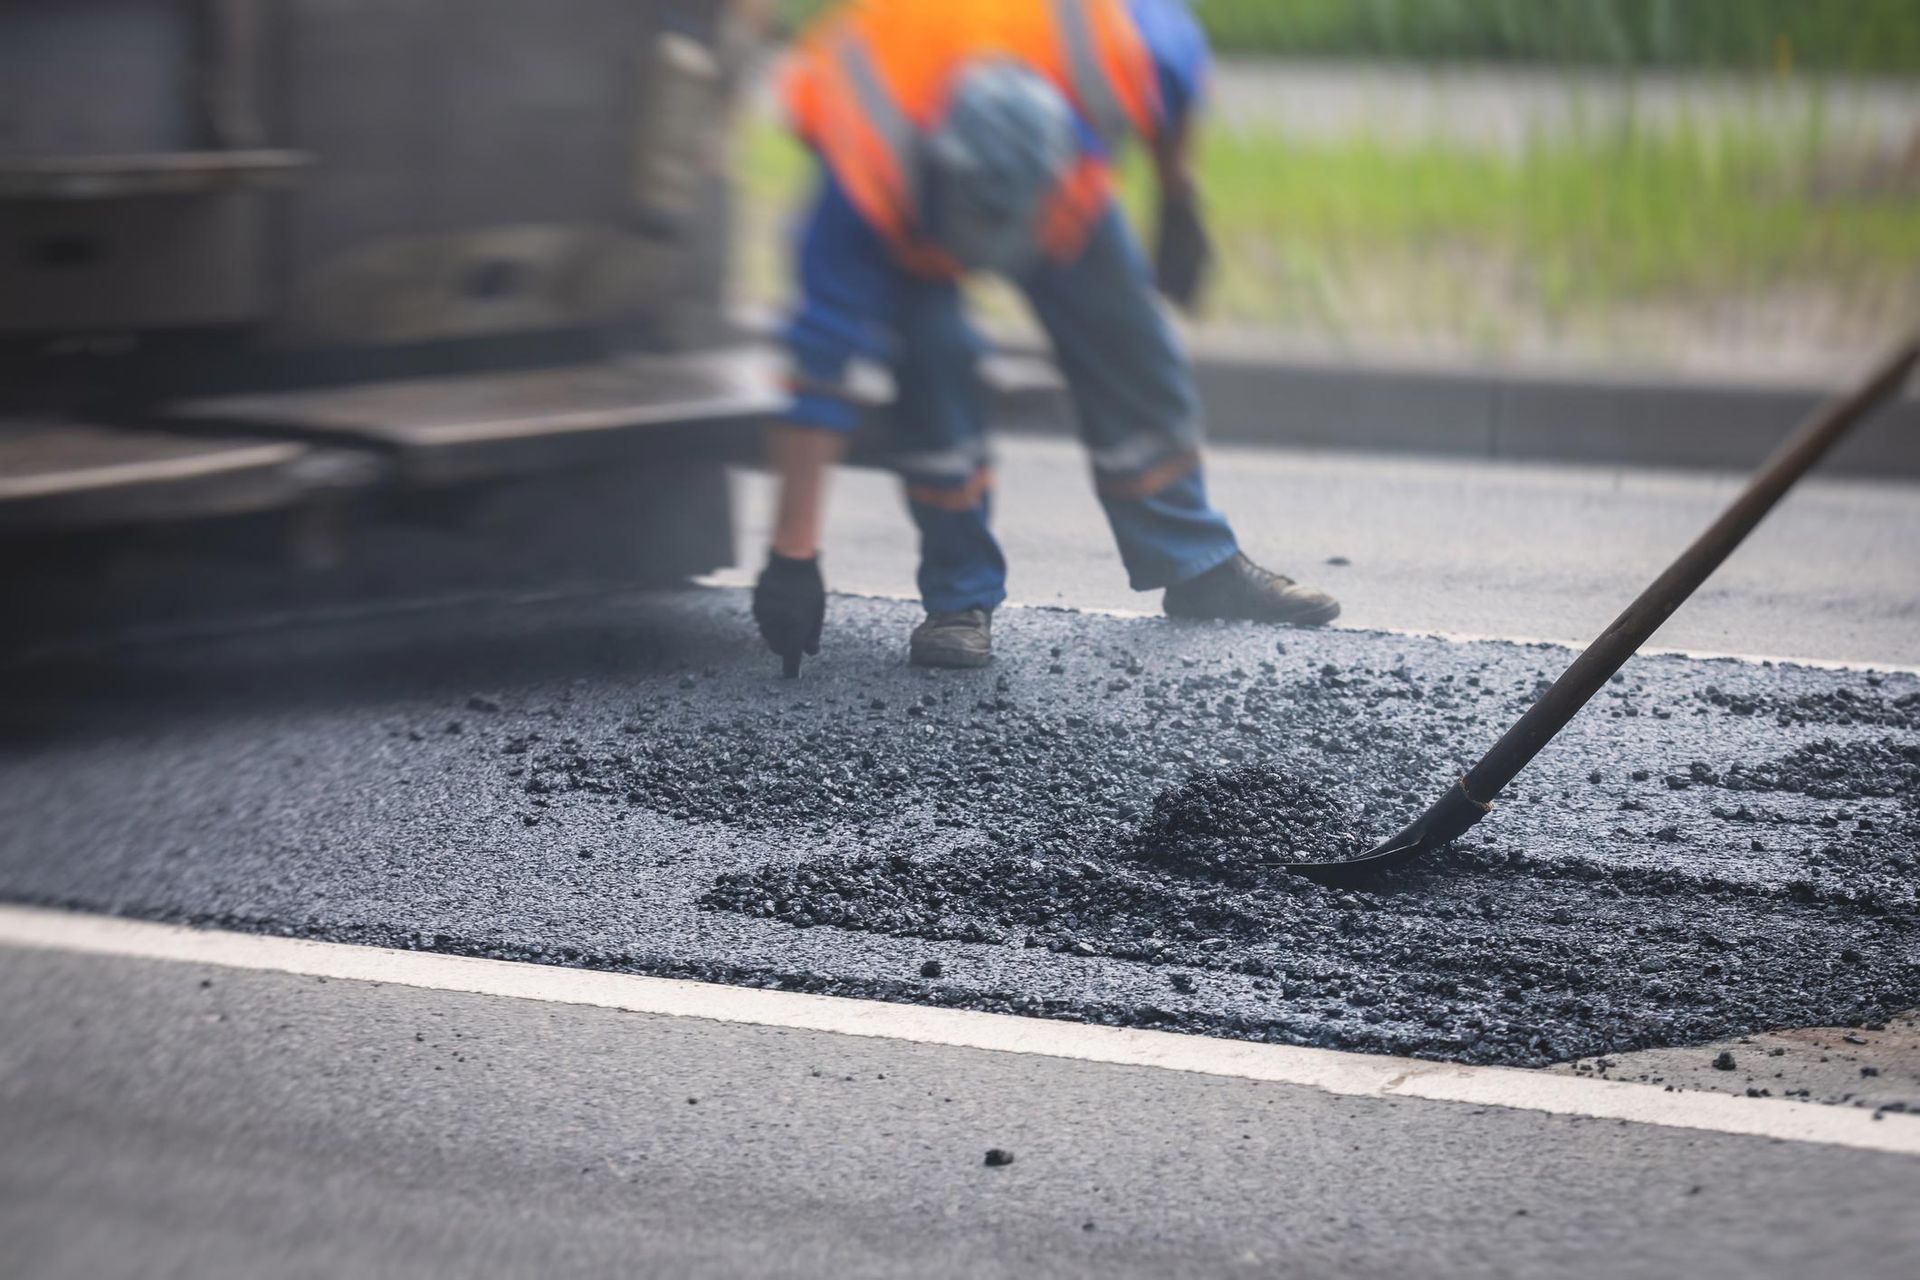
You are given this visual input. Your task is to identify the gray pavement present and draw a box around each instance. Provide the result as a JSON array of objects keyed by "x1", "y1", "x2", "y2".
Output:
[
  {"x1": 714, "y1": 438, "x2": 1920, "y2": 669},
  {"x1": 1206, "y1": 57, "x2": 1920, "y2": 152},
  {"x1": 5, "y1": 946, "x2": 1917, "y2": 1280},
  {"x1": 5, "y1": 447, "x2": 1919, "y2": 1276}
]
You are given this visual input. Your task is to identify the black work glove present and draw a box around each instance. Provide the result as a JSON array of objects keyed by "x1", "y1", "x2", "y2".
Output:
[
  {"x1": 1153, "y1": 186, "x2": 1214, "y2": 314},
  {"x1": 752, "y1": 551, "x2": 825, "y2": 678}
]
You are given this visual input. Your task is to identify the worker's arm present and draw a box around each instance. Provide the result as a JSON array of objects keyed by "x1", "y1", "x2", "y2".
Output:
[
  {"x1": 1149, "y1": 118, "x2": 1211, "y2": 311},
  {"x1": 1149, "y1": 115, "x2": 1198, "y2": 203},
  {"x1": 767, "y1": 423, "x2": 846, "y2": 559},
  {"x1": 752, "y1": 166, "x2": 899, "y2": 671},
  {"x1": 1131, "y1": 0, "x2": 1213, "y2": 310},
  {"x1": 751, "y1": 424, "x2": 843, "y2": 675}
]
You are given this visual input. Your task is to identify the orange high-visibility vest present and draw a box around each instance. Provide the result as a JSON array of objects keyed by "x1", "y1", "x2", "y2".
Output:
[{"x1": 781, "y1": 0, "x2": 1164, "y2": 277}]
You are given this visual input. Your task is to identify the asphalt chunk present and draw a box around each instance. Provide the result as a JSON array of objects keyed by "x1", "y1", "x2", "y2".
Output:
[
  {"x1": 1721, "y1": 737, "x2": 1920, "y2": 801},
  {"x1": 1135, "y1": 767, "x2": 1368, "y2": 870}
]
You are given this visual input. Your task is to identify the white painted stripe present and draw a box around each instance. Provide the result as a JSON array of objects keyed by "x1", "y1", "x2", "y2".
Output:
[{"x1": 2, "y1": 904, "x2": 1915, "y2": 1158}]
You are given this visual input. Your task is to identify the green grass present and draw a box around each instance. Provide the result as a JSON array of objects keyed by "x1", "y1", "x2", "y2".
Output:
[
  {"x1": 1199, "y1": 0, "x2": 1920, "y2": 75},
  {"x1": 734, "y1": 118, "x2": 1920, "y2": 357},
  {"x1": 1176, "y1": 124, "x2": 1920, "y2": 330},
  {"x1": 774, "y1": 1, "x2": 1920, "y2": 75}
]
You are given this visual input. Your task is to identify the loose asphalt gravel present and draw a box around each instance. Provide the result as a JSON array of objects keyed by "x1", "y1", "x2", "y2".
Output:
[{"x1": 1, "y1": 588, "x2": 1915, "y2": 1071}]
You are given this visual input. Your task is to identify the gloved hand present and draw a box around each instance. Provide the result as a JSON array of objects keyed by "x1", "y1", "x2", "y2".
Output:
[
  {"x1": 752, "y1": 550, "x2": 825, "y2": 677},
  {"x1": 1154, "y1": 186, "x2": 1213, "y2": 314}
]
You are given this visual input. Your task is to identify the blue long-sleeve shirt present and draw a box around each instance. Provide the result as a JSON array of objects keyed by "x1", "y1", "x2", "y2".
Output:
[
  {"x1": 1130, "y1": 0, "x2": 1211, "y2": 130},
  {"x1": 785, "y1": 0, "x2": 1210, "y2": 430}
]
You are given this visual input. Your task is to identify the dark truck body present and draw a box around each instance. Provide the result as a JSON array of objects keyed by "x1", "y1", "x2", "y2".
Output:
[{"x1": 1, "y1": 0, "x2": 778, "y2": 639}]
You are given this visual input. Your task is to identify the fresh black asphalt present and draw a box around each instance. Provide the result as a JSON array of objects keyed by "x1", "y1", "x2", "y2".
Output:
[{"x1": 1, "y1": 587, "x2": 1914, "y2": 1069}]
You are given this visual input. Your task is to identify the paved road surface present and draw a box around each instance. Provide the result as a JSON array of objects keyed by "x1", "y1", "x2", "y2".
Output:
[
  {"x1": 1206, "y1": 58, "x2": 1920, "y2": 151},
  {"x1": 714, "y1": 438, "x2": 1920, "y2": 669},
  {"x1": 4, "y1": 447, "x2": 1917, "y2": 1276},
  {"x1": 5, "y1": 946, "x2": 1916, "y2": 1280},
  {"x1": 4, "y1": 586, "x2": 1913, "y2": 1058}
]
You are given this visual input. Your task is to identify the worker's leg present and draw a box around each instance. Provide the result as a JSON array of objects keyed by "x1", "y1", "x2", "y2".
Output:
[
  {"x1": 1018, "y1": 206, "x2": 1238, "y2": 591},
  {"x1": 891, "y1": 277, "x2": 1008, "y2": 616}
]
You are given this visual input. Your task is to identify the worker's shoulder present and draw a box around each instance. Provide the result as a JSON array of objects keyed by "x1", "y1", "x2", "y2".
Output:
[{"x1": 1124, "y1": 0, "x2": 1210, "y2": 59}]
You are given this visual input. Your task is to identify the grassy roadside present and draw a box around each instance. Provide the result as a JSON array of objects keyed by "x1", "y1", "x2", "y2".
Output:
[
  {"x1": 1175, "y1": 122, "x2": 1920, "y2": 347},
  {"x1": 734, "y1": 118, "x2": 1920, "y2": 367},
  {"x1": 1199, "y1": 0, "x2": 1920, "y2": 75}
]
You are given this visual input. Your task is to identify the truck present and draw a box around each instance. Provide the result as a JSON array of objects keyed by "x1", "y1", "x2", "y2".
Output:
[{"x1": 1, "y1": 0, "x2": 781, "y2": 642}]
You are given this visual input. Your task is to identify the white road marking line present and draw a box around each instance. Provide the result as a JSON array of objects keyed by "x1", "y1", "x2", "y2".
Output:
[
  {"x1": 699, "y1": 579, "x2": 1920, "y2": 676},
  {"x1": 3, "y1": 904, "x2": 1916, "y2": 1157}
]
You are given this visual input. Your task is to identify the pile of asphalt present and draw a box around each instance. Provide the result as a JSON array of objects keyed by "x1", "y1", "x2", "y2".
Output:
[
  {"x1": 696, "y1": 695, "x2": 1919, "y2": 1064},
  {"x1": 1133, "y1": 767, "x2": 1371, "y2": 870},
  {"x1": 2, "y1": 590, "x2": 1916, "y2": 1070}
]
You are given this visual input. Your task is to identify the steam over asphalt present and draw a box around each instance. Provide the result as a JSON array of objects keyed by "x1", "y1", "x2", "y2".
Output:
[{"x1": 1, "y1": 589, "x2": 1915, "y2": 1070}]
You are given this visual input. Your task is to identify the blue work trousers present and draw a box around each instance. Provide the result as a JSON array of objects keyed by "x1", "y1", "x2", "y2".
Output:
[{"x1": 889, "y1": 207, "x2": 1238, "y2": 614}]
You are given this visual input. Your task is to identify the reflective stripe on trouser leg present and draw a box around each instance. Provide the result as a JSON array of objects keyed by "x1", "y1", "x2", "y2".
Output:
[
  {"x1": 894, "y1": 435, "x2": 990, "y2": 495},
  {"x1": 1092, "y1": 445, "x2": 1199, "y2": 500},
  {"x1": 905, "y1": 464, "x2": 994, "y2": 512}
]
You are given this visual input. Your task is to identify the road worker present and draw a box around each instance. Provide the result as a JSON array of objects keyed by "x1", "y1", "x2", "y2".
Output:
[{"x1": 752, "y1": 0, "x2": 1340, "y2": 672}]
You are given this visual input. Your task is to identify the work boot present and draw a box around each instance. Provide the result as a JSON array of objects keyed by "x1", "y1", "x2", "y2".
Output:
[
  {"x1": 1163, "y1": 553, "x2": 1341, "y2": 627},
  {"x1": 909, "y1": 608, "x2": 993, "y2": 668}
]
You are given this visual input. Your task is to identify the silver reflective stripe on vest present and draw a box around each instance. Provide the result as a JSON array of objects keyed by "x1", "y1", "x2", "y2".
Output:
[
  {"x1": 835, "y1": 34, "x2": 922, "y2": 221},
  {"x1": 1051, "y1": 0, "x2": 1133, "y2": 147}
]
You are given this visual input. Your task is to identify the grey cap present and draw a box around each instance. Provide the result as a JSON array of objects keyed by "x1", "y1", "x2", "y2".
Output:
[{"x1": 925, "y1": 60, "x2": 1077, "y2": 274}]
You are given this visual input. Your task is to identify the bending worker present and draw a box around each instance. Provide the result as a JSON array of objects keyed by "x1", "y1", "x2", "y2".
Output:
[{"x1": 752, "y1": 0, "x2": 1341, "y2": 672}]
